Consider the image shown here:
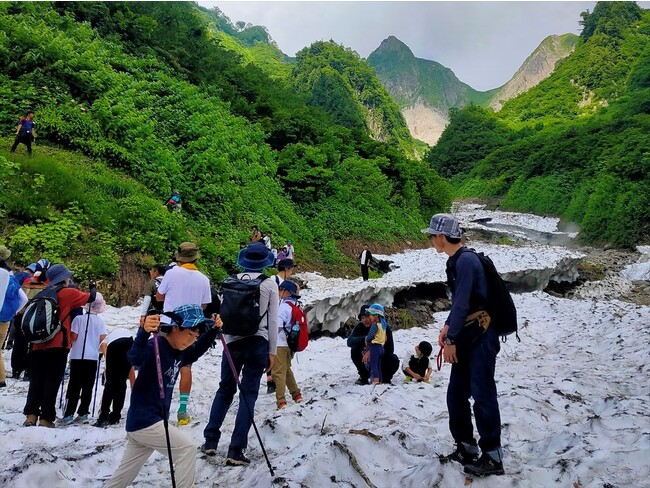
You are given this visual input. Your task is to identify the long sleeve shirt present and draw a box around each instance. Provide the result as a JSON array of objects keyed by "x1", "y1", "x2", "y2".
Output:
[
  {"x1": 276, "y1": 297, "x2": 298, "y2": 348},
  {"x1": 125, "y1": 326, "x2": 218, "y2": 432}
]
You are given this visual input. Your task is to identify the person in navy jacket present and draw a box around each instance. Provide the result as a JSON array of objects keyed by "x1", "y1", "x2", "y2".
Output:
[{"x1": 105, "y1": 305, "x2": 222, "y2": 488}]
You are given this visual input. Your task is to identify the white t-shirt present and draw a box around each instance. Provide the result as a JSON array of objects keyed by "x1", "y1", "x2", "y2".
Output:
[
  {"x1": 0, "y1": 268, "x2": 9, "y2": 310},
  {"x1": 276, "y1": 298, "x2": 297, "y2": 348},
  {"x1": 286, "y1": 245, "x2": 294, "y2": 260},
  {"x1": 102, "y1": 328, "x2": 134, "y2": 346},
  {"x1": 157, "y1": 265, "x2": 211, "y2": 324},
  {"x1": 263, "y1": 236, "x2": 271, "y2": 249},
  {"x1": 360, "y1": 250, "x2": 369, "y2": 265},
  {"x1": 70, "y1": 313, "x2": 108, "y2": 360}
]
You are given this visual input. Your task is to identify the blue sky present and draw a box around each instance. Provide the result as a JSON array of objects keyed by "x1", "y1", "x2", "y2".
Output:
[{"x1": 200, "y1": 1, "x2": 647, "y2": 91}]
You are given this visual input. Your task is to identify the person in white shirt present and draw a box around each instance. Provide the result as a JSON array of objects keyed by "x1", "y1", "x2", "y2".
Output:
[
  {"x1": 95, "y1": 327, "x2": 135, "y2": 427},
  {"x1": 156, "y1": 242, "x2": 211, "y2": 425},
  {"x1": 359, "y1": 244, "x2": 372, "y2": 281},
  {"x1": 285, "y1": 240, "x2": 295, "y2": 260},
  {"x1": 62, "y1": 292, "x2": 108, "y2": 425}
]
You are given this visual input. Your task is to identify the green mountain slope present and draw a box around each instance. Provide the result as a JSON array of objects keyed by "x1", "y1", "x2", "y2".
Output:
[
  {"x1": 426, "y1": 2, "x2": 650, "y2": 247},
  {"x1": 0, "y1": 1, "x2": 451, "y2": 288}
]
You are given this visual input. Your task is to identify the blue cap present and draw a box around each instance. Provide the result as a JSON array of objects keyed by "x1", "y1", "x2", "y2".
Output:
[
  {"x1": 367, "y1": 303, "x2": 384, "y2": 316},
  {"x1": 421, "y1": 214, "x2": 462, "y2": 239},
  {"x1": 279, "y1": 280, "x2": 301, "y2": 298}
]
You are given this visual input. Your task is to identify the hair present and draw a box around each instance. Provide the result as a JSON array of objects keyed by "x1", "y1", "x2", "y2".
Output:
[
  {"x1": 444, "y1": 236, "x2": 462, "y2": 245},
  {"x1": 0, "y1": 259, "x2": 10, "y2": 272},
  {"x1": 151, "y1": 264, "x2": 167, "y2": 276},
  {"x1": 418, "y1": 341, "x2": 433, "y2": 358}
]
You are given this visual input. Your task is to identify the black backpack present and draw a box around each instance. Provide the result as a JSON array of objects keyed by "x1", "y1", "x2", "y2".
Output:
[
  {"x1": 220, "y1": 274, "x2": 268, "y2": 336},
  {"x1": 21, "y1": 285, "x2": 65, "y2": 344},
  {"x1": 464, "y1": 249, "x2": 519, "y2": 342}
]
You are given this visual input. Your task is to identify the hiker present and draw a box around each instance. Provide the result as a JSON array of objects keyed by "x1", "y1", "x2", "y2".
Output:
[
  {"x1": 347, "y1": 305, "x2": 399, "y2": 385},
  {"x1": 61, "y1": 293, "x2": 108, "y2": 425},
  {"x1": 251, "y1": 226, "x2": 262, "y2": 243},
  {"x1": 424, "y1": 213, "x2": 504, "y2": 477},
  {"x1": 263, "y1": 231, "x2": 272, "y2": 249},
  {"x1": 402, "y1": 341, "x2": 433, "y2": 383},
  {"x1": 0, "y1": 251, "x2": 29, "y2": 388},
  {"x1": 22, "y1": 264, "x2": 96, "y2": 427},
  {"x1": 267, "y1": 258, "x2": 296, "y2": 394},
  {"x1": 285, "y1": 240, "x2": 295, "y2": 260},
  {"x1": 277, "y1": 246, "x2": 288, "y2": 262},
  {"x1": 201, "y1": 242, "x2": 278, "y2": 466},
  {"x1": 139, "y1": 264, "x2": 166, "y2": 326},
  {"x1": 359, "y1": 244, "x2": 372, "y2": 281},
  {"x1": 364, "y1": 303, "x2": 387, "y2": 384},
  {"x1": 164, "y1": 191, "x2": 182, "y2": 212},
  {"x1": 96, "y1": 327, "x2": 135, "y2": 427},
  {"x1": 10, "y1": 109, "x2": 36, "y2": 155},
  {"x1": 105, "y1": 306, "x2": 222, "y2": 488},
  {"x1": 156, "y1": 243, "x2": 211, "y2": 426},
  {"x1": 272, "y1": 280, "x2": 303, "y2": 409}
]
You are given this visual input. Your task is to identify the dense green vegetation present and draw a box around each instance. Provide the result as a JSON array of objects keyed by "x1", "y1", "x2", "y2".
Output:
[
  {"x1": 0, "y1": 1, "x2": 451, "y2": 286},
  {"x1": 427, "y1": 2, "x2": 650, "y2": 247}
]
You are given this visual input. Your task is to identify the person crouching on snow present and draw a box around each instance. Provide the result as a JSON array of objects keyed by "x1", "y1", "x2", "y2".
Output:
[
  {"x1": 363, "y1": 303, "x2": 387, "y2": 385},
  {"x1": 105, "y1": 305, "x2": 222, "y2": 488}
]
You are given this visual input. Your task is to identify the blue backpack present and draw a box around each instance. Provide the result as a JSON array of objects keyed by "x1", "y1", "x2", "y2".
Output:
[{"x1": 0, "y1": 274, "x2": 22, "y2": 322}]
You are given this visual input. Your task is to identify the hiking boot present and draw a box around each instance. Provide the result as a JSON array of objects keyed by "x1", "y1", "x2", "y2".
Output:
[
  {"x1": 277, "y1": 402, "x2": 287, "y2": 410},
  {"x1": 464, "y1": 452, "x2": 505, "y2": 477},
  {"x1": 354, "y1": 377, "x2": 369, "y2": 385},
  {"x1": 23, "y1": 415, "x2": 37, "y2": 427},
  {"x1": 12, "y1": 370, "x2": 22, "y2": 379},
  {"x1": 404, "y1": 376, "x2": 413, "y2": 383},
  {"x1": 200, "y1": 439, "x2": 219, "y2": 456},
  {"x1": 108, "y1": 415, "x2": 121, "y2": 426},
  {"x1": 226, "y1": 447, "x2": 250, "y2": 467},
  {"x1": 292, "y1": 393, "x2": 303, "y2": 403},
  {"x1": 443, "y1": 442, "x2": 479, "y2": 466},
  {"x1": 0, "y1": 381, "x2": 6, "y2": 388},
  {"x1": 38, "y1": 419, "x2": 55, "y2": 428},
  {"x1": 266, "y1": 380, "x2": 276, "y2": 394},
  {"x1": 73, "y1": 414, "x2": 89, "y2": 424},
  {"x1": 59, "y1": 415, "x2": 74, "y2": 426},
  {"x1": 177, "y1": 411, "x2": 191, "y2": 426},
  {"x1": 94, "y1": 418, "x2": 111, "y2": 428}
]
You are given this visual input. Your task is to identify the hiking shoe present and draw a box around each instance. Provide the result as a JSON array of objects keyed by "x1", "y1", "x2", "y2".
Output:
[
  {"x1": 59, "y1": 415, "x2": 74, "y2": 426},
  {"x1": 73, "y1": 414, "x2": 89, "y2": 424},
  {"x1": 277, "y1": 402, "x2": 287, "y2": 410},
  {"x1": 94, "y1": 418, "x2": 111, "y2": 428},
  {"x1": 177, "y1": 411, "x2": 191, "y2": 426},
  {"x1": 354, "y1": 377, "x2": 369, "y2": 385},
  {"x1": 292, "y1": 393, "x2": 303, "y2": 403},
  {"x1": 226, "y1": 448, "x2": 250, "y2": 466},
  {"x1": 0, "y1": 381, "x2": 6, "y2": 388},
  {"x1": 38, "y1": 419, "x2": 55, "y2": 428},
  {"x1": 11, "y1": 370, "x2": 22, "y2": 379},
  {"x1": 443, "y1": 443, "x2": 479, "y2": 466},
  {"x1": 464, "y1": 453, "x2": 505, "y2": 477},
  {"x1": 200, "y1": 440, "x2": 219, "y2": 456},
  {"x1": 404, "y1": 376, "x2": 413, "y2": 383},
  {"x1": 266, "y1": 380, "x2": 276, "y2": 394},
  {"x1": 23, "y1": 415, "x2": 37, "y2": 427}
]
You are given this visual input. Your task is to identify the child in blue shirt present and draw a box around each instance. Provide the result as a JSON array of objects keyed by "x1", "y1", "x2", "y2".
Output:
[{"x1": 105, "y1": 304, "x2": 222, "y2": 488}]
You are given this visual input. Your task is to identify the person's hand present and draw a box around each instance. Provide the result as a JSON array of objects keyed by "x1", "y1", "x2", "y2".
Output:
[
  {"x1": 443, "y1": 344, "x2": 457, "y2": 364},
  {"x1": 212, "y1": 314, "x2": 223, "y2": 329},
  {"x1": 266, "y1": 354, "x2": 275, "y2": 373},
  {"x1": 362, "y1": 349, "x2": 370, "y2": 365},
  {"x1": 143, "y1": 314, "x2": 160, "y2": 333},
  {"x1": 438, "y1": 324, "x2": 449, "y2": 348},
  {"x1": 413, "y1": 373, "x2": 423, "y2": 381}
]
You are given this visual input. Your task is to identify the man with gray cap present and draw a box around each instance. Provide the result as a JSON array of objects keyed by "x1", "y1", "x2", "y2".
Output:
[{"x1": 423, "y1": 214, "x2": 504, "y2": 477}]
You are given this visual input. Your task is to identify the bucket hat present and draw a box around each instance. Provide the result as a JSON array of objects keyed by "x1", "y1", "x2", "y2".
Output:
[
  {"x1": 87, "y1": 292, "x2": 107, "y2": 314},
  {"x1": 47, "y1": 264, "x2": 74, "y2": 285},
  {"x1": 0, "y1": 245, "x2": 10, "y2": 260},
  {"x1": 175, "y1": 242, "x2": 200, "y2": 263},
  {"x1": 421, "y1": 214, "x2": 462, "y2": 239},
  {"x1": 237, "y1": 242, "x2": 275, "y2": 271},
  {"x1": 163, "y1": 304, "x2": 215, "y2": 331}
]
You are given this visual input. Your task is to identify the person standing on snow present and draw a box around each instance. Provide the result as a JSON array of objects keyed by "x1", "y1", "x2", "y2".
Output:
[{"x1": 424, "y1": 213, "x2": 504, "y2": 477}]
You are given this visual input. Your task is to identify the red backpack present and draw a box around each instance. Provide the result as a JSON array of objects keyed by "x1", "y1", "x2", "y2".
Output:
[{"x1": 284, "y1": 302, "x2": 309, "y2": 352}]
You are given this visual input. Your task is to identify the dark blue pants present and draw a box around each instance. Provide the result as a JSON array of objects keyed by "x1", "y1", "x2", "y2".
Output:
[
  {"x1": 447, "y1": 328, "x2": 501, "y2": 452},
  {"x1": 366, "y1": 343, "x2": 384, "y2": 382},
  {"x1": 204, "y1": 336, "x2": 268, "y2": 450}
]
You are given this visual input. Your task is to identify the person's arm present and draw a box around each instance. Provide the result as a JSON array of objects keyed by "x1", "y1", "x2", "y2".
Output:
[
  {"x1": 265, "y1": 280, "x2": 279, "y2": 372},
  {"x1": 365, "y1": 323, "x2": 378, "y2": 344},
  {"x1": 15, "y1": 121, "x2": 22, "y2": 135},
  {"x1": 347, "y1": 324, "x2": 366, "y2": 348},
  {"x1": 424, "y1": 366, "x2": 432, "y2": 382},
  {"x1": 128, "y1": 322, "x2": 154, "y2": 368},
  {"x1": 16, "y1": 288, "x2": 28, "y2": 313},
  {"x1": 99, "y1": 334, "x2": 107, "y2": 349},
  {"x1": 182, "y1": 316, "x2": 223, "y2": 364},
  {"x1": 0, "y1": 269, "x2": 10, "y2": 308},
  {"x1": 446, "y1": 256, "x2": 476, "y2": 341}
]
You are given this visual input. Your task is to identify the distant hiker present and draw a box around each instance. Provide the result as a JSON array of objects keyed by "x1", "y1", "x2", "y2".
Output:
[
  {"x1": 0, "y1": 253, "x2": 29, "y2": 388},
  {"x1": 402, "y1": 341, "x2": 433, "y2": 383},
  {"x1": 10, "y1": 109, "x2": 36, "y2": 155},
  {"x1": 263, "y1": 231, "x2": 272, "y2": 249},
  {"x1": 359, "y1": 244, "x2": 372, "y2": 281},
  {"x1": 364, "y1": 303, "x2": 387, "y2": 384},
  {"x1": 105, "y1": 306, "x2": 222, "y2": 488},
  {"x1": 285, "y1": 240, "x2": 295, "y2": 260},
  {"x1": 139, "y1": 264, "x2": 166, "y2": 326},
  {"x1": 164, "y1": 191, "x2": 182, "y2": 212},
  {"x1": 251, "y1": 226, "x2": 262, "y2": 243},
  {"x1": 12, "y1": 262, "x2": 35, "y2": 288},
  {"x1": 22, "y1": 264, "x2": 96, "y2": 428},
  {"x1": 424, "y1": 213, "x2": 505, "y2": 477},
  {"x1": 271, "y1": 247, "x2": 278, "y2": 267},
  {"x1": 347, "y1": 304, "x2": 398, "y2": 385},
  {"x1": 61, "y1": 293, "x2": 108, "y2": 425},
  {"x1": 201, "y1": 242, "x2": 278, "y2": 466},
  {"x1": 156, "y1": 243, "x2": 211, "y2": 426},
  {"x1": 272, "y1": 280, "x2": 303, "y2": 409},
  {"x1": 277, "y1": 246, "x2": 288, "y2": 262},
  {"x1": 95, "y1": 327, "x2": 135, "y2": 427}
]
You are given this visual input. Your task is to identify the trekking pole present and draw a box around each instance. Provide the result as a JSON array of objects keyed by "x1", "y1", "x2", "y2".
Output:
[
  {"x1": 218, "y1": 331, "x2": 275, "y2": 477},
  {"x1": 153, "y1": 331, "x2": 177, "y2": 488},
  {"x1": 92, "y1": 354, "x2": 102, "y2": 417},
  {"x1": 59, "y1": 373, "x2": 65, "y2": 410}
]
